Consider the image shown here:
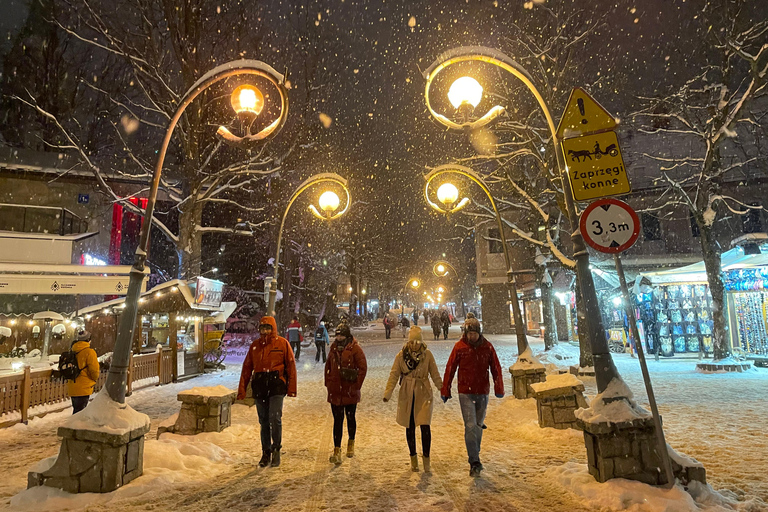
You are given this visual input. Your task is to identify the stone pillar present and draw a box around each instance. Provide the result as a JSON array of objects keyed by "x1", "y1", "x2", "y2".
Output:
[
  {"x1": 577, "y1": 410, "x2": 707, "y2": 486},
  {"x1": 480, "y1": 283, "x2": 514, "y2": 334},
  {"x1": 157, "y1": 386, "x2": 237, "y2": 437},
  {"x1": 530, "y1": 375, "x2": 589, "y2": 430},
  {"x1": 28, "y1": 424, "x2": 149, "y2": 493}
]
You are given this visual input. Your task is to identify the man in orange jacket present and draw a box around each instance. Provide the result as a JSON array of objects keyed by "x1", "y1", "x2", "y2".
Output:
[
  {"x1": 67, "y1": 330, "x2": 100, "y2": 414},
  {"x1": 237, "y1": 316, "x2": 297, "y2": 468}
]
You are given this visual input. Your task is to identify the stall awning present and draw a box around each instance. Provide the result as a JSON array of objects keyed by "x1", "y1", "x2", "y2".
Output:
[{"x1": 643, "y1": 245, "x2": 768, "y2": 285}]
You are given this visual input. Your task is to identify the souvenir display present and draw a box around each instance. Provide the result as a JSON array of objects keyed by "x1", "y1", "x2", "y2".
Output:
[
  {"x1": 637, "y1": 283, "x2": 714, "y2": 356},
  {"x1": 732, "y1": 291, "x2": 768, "y2": 356}
]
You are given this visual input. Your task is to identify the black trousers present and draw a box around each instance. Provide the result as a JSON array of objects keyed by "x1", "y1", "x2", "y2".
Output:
[
  {"x1": 331, "y1": 404, "x2": 357, "y2": 447},
  {"x1": 290, "y1": 341, "x2": 301, "y2": 360},
  {"x1": 385, "y1": 325, "x2": 391, "y2": 339},
  {"x1": 442, "y1": 324, "x2": 449, "y2": 339},
  {"x1": 71, "y1": 395, "x2": 89, "y2": 414},
  {"x1": 315, "y1": 342, "x2": 326, "y2": 362},
  {"x1": 405, "y1": 398, "x2": 431, "y2": 457}
]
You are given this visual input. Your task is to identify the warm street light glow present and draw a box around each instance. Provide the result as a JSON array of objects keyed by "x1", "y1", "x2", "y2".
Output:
[
  {"x1": 348, "y1": 286, "x2": 353, "y2": 292},
  {"x1": 361, "y1": 289, "x2": 366, "y2": 295},
  {"x1": 436, "y1": 264, "x2": 446, "y2": 273},
  {"x1": 318, "y1": 190, "x2": 341, "y2": 215},
  {"x1": 411, "y1": 279, "x2": 420, "y2": 288},
  {"x1": 437, "y1": 286, "x2": 445, "y2": 293},
  {"x1": 448, "y1": 76, "x2": 483, "y2": 109},
  {"x1": 230, "y1": 84, "x2": 264, "y2": 115},
  {"x1": 437, "y1": 182, "x2": 459, "y2": 207}
]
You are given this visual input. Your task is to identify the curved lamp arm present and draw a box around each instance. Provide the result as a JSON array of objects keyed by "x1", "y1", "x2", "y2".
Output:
[
  {"x1": 433, "y1": 260, "x2": 459, "y2": 278},
  {"x1": 423, "y1": 46, "x2": 557, "y2": 139},
  {"x1": 268, "y1": 173, "x2": 350, "y2": 315}
]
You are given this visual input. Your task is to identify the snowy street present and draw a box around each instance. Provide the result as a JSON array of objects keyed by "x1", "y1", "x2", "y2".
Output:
[{"x1": 2, "y1": 323, "x2": 767, "y2": 512}]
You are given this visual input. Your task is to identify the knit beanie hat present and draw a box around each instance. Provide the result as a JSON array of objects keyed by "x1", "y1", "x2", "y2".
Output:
[{"x1": 464, "y1": 318, "x2": 482, "y2": 334}]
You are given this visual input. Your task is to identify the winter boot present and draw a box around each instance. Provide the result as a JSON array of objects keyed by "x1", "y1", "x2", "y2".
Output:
[
  {"x1": 270, "y1": 449, "x2": 281, "y2": 467},
  {"x1": 329, "y1": 447, "x2": 343, "y2": 465},
  {"x1": 469, "y1": 462, "x2": 484, "y2": 477},
  {"x1": 346, "y1": 439, "x2": 355, "y2": 458},
  {"x1": 410, "y1": 455, "x2": 419, "y2": 472},
  {"x1": 422, "y1": 456, "x2": 431, "y2": 474},
  {"x1": 258, "y1": 451, "x2": 271, "y2": 467}
]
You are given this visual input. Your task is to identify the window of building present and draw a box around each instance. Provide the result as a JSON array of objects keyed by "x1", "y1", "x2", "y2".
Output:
[
  {"x1": 488, "y1": 228, "x2": 503, "y2": 254},
  {"x1": 742, "y1": 203, "x2": 763, "y2": 234},
  {"x1": 690, "y1": 211, "x2": 700, "y2": 238},
  {"x1": 641, "y1": 213, "x2": 661, "y2": 241}
]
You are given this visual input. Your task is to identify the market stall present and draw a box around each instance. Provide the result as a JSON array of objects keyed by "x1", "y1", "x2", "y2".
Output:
[{"x1": 642, "y1": 244, "x2": 768, "y2": 358}]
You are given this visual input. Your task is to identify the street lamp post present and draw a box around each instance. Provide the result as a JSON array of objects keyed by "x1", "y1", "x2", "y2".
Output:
[
  {"x1": 433, "y1": 260, "x2": 468, "y2": 318},
  {"x1": 267, "y1": 174, "x2": 351, "y2": 316},
  {"x1": 424, "y1": 165, "x2": 528, "y2": 356},
  {"x1": 423, "y1": 47, "x2": 620, "y2": 394},
  {"x1": 108, "y1": 60, "x2": 289, "y2": 404}
]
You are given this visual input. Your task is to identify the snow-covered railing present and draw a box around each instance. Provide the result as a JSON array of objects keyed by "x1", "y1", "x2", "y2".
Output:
[{"x1": 0, "y1": 348, "x2": 175, "y2": 428}]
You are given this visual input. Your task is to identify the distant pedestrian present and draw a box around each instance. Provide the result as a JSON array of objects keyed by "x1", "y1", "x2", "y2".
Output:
[
  {"x1": 383, "y1": 315, "x2": 392, "y2": 339},
  {"x1": 423, "y1": 310, "x2": 429, "y2": 325},
  {"x1": 400, "y1": 315, "x2": 410, "y2": 338},
  {"x1": 65, "y1": 330, "x2": 100, "y2": 414},
  {"x1": 287, "y1": 316, "x2": 303, "y2": 361},
  {"x1": 441, "y1": 318, "x2": 504, "y2": 477},
  {"x1": 237, "y1": 316, "x2": 297, "y2": 468},
  {"x1": 412, "y1": 310, "x2": 419, "y2": 326},
  {"x1": 440, "y1": 309, "x2": 450, "y2": 340},
  {"x1": 430, "y1": 312, "x2": 441, "y2": 340},
  {"x1": 383, "y1": 326, "x2": 442, "y2": 473},
  {"x1": 315, "y1": 320, "x2": 330, "y2": 363},
  {"x1": 325, "y1": 324, "x2": 367, "y2": 464}
]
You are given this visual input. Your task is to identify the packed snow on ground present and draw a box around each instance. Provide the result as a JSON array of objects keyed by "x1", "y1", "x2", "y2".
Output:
[
  {"x1": 0, "y1": 323, "x2": 766, "y2": 511},
  {"x1": 533, "y1": 342, "x2": 582, "y2": 373}
]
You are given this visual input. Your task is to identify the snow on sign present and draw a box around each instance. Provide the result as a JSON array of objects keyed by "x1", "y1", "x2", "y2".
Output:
[
  {"x1": 579, "y1": 198, "x2": 640, "y2": 254},
  {"x1": 563, "y1": 131, "x2": 631, "y2": 201},
  {"x1": 556, "y1": 87, "x2": 617, "y2": 140}
]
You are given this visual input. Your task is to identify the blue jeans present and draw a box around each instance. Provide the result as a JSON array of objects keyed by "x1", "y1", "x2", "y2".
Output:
[
  {"x1": 255, "y1": 394, "x2": 284, "y2": 452},
  {"x1": 458, "y1": 393, "x2": 488, "y2": 465}
]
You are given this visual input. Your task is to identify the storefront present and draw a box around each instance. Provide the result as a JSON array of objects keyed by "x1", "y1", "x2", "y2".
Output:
[
  {"x1": 642, "y1": 244, "x2": 768, "y2": 358},
  {"x1": 78, "y1": 277, "x2": 230, "y2": 378}
]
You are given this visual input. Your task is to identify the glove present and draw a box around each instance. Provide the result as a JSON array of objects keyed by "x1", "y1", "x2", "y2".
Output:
[
  {"x1": 383, "y1": 397, "x2": 389, "y2": 402},
  {"x1": 441, "y1": 396, "x2": 450, "y2": 403},
  {"x1": 495, "y1": 393, "x2": 504, "y2": 399}
]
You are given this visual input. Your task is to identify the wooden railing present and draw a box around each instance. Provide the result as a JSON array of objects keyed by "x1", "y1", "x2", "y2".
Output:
[{"x1": 0, "y1": 348, "x2": 177, "y2": 428}]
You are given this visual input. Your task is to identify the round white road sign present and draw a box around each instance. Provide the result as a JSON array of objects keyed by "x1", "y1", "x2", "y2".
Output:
[{"x1": 579, "y1": 198, "x2": 640, "y2": 254}]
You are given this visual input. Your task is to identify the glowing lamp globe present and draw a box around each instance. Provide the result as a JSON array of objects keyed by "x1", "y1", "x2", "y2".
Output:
[
  {"x1": 447, "y1": 76, "x2": 483, "y2": 109},
  {"x1": 436, "y1": 182, "x2": 460, "y2": 207},
  {"x1": 436, "y1": 264, "x2": 446, "y2": 274},
  {"x1": 438, "y1": 286, "x2": 445, "y2": 293},
  {"x1": 318, "y1": 190, "x2": 341, "y2": 214},
  {"x1": 231, "y1": 84, "x2": 264, "y2": 115},
  {"x1": 411, "y1": 280, "x2": 420, "y2": 288}
]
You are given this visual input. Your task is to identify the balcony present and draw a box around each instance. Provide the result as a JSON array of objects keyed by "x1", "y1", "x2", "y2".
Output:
[{"x1": 0, "y1": 203, "x2": 87, "y2": 236}]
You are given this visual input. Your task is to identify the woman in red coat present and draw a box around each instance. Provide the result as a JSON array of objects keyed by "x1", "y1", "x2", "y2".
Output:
[{"x1": 324, "y1": 323, "x2": 367, "y2": 464}]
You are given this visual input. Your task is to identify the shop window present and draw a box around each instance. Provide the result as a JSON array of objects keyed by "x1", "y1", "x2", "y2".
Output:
[
  {"x1": 642, "y1": 213, "x2": 661, "y2": 241},
  {"x1": 690, "y1": 211, "x2": 700, "y2": 238},
  {"x1": 742, "y1": 203, "x2": 763, "y2": 234},
  {"x1": 488, "y1": 228, "x2": 503, "y2": 254}
]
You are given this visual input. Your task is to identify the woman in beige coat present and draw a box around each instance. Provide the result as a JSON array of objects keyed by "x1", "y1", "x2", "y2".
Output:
[{"x1": 383, "y1": 326, "x2": 443, "y2": 473}]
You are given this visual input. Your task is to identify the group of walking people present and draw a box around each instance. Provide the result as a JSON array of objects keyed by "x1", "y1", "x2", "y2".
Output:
[
  {"x1": 237, "y1": 315, "x2": 503, "y2": 477},
  {"x1": 382, "y1": 308, "x2": 453, "y2": 341}
]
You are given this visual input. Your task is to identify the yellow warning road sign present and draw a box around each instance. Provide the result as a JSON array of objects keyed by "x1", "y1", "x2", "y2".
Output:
[
  {"x1": 556, "y1": 87, "x2": 617, "y2": 139},
  {"x1": 563, "y1": 131, "x2": 631, "y2": 201}
]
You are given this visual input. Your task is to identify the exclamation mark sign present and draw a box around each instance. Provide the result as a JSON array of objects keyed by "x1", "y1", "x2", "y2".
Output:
[{"x1": 578, "y1": 98, "x2": 587, "y2": 124}]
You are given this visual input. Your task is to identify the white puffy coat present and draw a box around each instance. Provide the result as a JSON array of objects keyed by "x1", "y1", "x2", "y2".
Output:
[{"x1": 384, "y1": 345, "x2": 443, "y2": 427}]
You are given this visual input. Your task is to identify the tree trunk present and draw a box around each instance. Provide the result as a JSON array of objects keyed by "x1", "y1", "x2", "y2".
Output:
[
  {"x1": 539, "y1": 268, "x2": 559, "y2": 350},
  {"x1": 177, "y1": 200, "x2": 203, "y2": 279},
  {"x1": 699, "y1": 223, "x2": 730, "y2": 360},
  {"x1": 575, "y1": 281, "x2": 594, "y2": 367}
]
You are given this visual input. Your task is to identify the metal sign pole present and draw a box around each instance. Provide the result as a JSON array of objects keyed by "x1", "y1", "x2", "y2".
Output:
[{"x1": 614, "y1": 253, "x2": 675, "y2": 488}]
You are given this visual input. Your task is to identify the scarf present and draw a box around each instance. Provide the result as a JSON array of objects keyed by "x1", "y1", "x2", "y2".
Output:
[{"x1": 402, "y1": 345, "x2": 423, "y2": 371}]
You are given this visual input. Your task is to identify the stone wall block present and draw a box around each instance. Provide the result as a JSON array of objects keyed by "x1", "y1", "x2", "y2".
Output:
[
  {"x1": 78, "y1": 461, "x2": 103, "y2": 493},
  {"x1": 613, "y1": 455, "x2": 643, "y2": 476},
  {"x1": 68, "y1": 439, "x2": 102, "y2": 475},
  {"x1": 553, "y1": 407, "x2": 576, "y2": 425},
  {"x1": 101, "y1": 444, "x2": 127, "y2": 492},
  {"x1": 44, "y1": 440, "x2": 73, "y2": 478},
  {"x1": 45, "y1": 476, "x2": 79, "y2": 494}
]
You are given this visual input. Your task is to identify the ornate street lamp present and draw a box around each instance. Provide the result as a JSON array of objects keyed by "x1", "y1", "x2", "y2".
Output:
[
  {"x1": 425, "y1": 164, "x2": 529, "y2": 356},
  {"x1": 267, "y1": 173, "x2": 350, "y2": 315},
  {"x1": 108, "y1": 60, "x2": 289, "y2": 404},
  {"x1": 423, "y1": 47, "x2": 620, "y2": 394}
]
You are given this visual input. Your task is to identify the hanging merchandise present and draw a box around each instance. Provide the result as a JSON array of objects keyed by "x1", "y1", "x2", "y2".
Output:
[{"x1": 731, "y1": 291, "x2": 768, "y2": 356}]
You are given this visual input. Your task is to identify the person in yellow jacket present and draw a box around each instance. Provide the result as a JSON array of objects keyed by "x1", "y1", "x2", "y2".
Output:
[{"x1": 67, "y1": 330, "x2": 100, "y2": 414}]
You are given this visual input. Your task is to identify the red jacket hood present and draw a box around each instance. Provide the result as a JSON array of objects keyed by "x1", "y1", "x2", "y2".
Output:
[{"x1": 258, "y1": 316, "x2": 279, "y2": 343}]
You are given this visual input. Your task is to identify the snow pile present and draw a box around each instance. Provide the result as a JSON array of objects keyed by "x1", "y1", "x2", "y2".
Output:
[
  {"x1": 510, "y1": 346, "x2": 545, "y2": 370},
  {"x1": 695, "y1": 357, "x2": 755, "y2": 374},
  {"x1": 61, "y1": 389, "x2": 149, "y2": 435},
  {"x1": 547, "y1": 462, "x2": 700, "y2": 511},
  {"x1": 530, "y1": 373, "x2": 584, "y2": 393},
  {"x1": 574, "y1": 377, "x2": 651, "y2": 424},
  {"x1": 534, "y1": 342, "x2": 581, "y2": 372},
  {"x1": 178, "y1": 385, "x2": 235, "y2": 398}
]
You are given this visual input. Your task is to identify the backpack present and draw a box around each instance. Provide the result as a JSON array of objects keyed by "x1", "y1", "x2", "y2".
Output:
[
  {"x1": 315, "y1": 327, "x2": 325, "y2": 342},
  {"x1": 59, "y1": 348, "x2": 83, "y2": 381}
]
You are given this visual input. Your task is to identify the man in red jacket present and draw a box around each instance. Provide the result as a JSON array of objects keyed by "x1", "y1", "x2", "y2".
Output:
[
  {"x1": 237, "y1": 316, "x2": 297, "y2": 468},
  {"x1": 441, "y1": 317, "x2": 504, "y2": 477}
]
